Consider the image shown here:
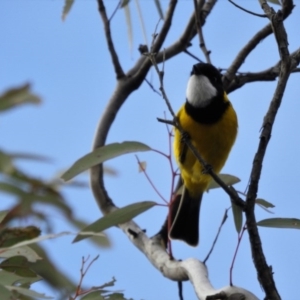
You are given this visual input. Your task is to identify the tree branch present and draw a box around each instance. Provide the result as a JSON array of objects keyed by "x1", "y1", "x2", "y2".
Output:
[
  {"x1": 97, "y1": 0, "x2": 124, "y2": 79},
  {"x1": 226, "y1": 48, "x2": 300, "y2": 93},
  {"x1": 244, "y1": 1, "x2": 297, "y2": 299},
  {"x1": 223, "y1": 0, "x2": 294, "y2": 90},
  {"x1": 193, "y1": 0, "x2": 211, "y2": 63}
]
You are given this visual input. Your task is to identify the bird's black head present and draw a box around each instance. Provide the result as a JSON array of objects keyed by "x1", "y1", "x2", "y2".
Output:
[{"x1": 191, "y1": 63, "x2": 223, "y2": 93}]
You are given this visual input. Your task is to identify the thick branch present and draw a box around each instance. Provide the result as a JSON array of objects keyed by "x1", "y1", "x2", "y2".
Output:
[{"x1": 117, "y1": 218, "x2": 259, "y2": 299}]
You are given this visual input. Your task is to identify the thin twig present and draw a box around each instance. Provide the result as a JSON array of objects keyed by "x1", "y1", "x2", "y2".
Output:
[
  {"x1": 193, "y1": 0, "x2": 211, "y2": 63},
  {"x1": 135, "y1": 155, "x2": 168, "y2": 203},
  {"x1": 145, "y1": 78, "x2": 161, "y2": 96},
  {"x1": 183, "y1": 49, "x2": 203, "y2": 62},
  {"x1": 97, "y1": 0, "x2": 124, "y2": 79},
  {"x1": 203, "y1": 208, "x2": 229, "y2": 264},
  {"x1": 157, "y1": 117, "x2": 175, "y2": 126},
  {"x1": 109, "y1": 0, "x2": 121, "y2": 22},
  {"x1": 223, "y1": 1, "x2": 294, "y2": 90},
  {"x1": 229, "y1": 225, "x2": 246, "y2": 286},
  {"x1": 228, "y1": 0, "x2": 267, "y2": 18}
]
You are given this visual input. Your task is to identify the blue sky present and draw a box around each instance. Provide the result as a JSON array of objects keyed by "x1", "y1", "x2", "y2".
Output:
[{"x1": 1, "y1": 1, "x2": 300, "y2": 299}]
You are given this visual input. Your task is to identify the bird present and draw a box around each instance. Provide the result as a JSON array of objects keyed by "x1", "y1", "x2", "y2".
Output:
[{"x1": 159, "y1": 63, "x2": 238, "y2": 247}]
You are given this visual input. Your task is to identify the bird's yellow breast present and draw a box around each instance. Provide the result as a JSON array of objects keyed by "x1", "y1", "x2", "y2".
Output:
[{"x1": 174, "y1": 96, "x2": 238, "y2": 197}]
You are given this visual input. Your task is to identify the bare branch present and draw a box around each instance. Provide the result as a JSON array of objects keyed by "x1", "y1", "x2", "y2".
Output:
[
  {"x1": 228, "y1": 0, "x2": 267, "y2": 18},
  {"x1": 203, "y1": 208, "x2": 229, "y2": 264},
  {"x1": 193, "y1": 0, "x2": 211, "y2": 63},
  {"x1": 97, "y1": 0, "x2": 124, "y2": 79},
  {"x1": 226, "y1": 48, "x2": 300, "y2": 93},
  {"x1": 223, "y1": 1, "x2": 294, "y2": 90},
  {"x1": 244, "y1": 1, "x2": 296, "y2": 299}
]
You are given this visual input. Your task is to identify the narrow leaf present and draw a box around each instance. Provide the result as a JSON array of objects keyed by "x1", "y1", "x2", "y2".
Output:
[
  {"x1": 207, "y1": 174, "x2": 240, "y2": 190},
  {"x1": 0, "y1": 84, "x2": 40, "y2": 112},
  {"x1": 5, "y1": 285, "x2": 53, "y2": 299},
  {"x1": 0, "y1": 211, "x2": 9, "y2": 224},
  {"x1": 123, "y1": 4, "x2": 133, "y2": 53},
  {"x1": 121, "y1": 0, "x2": 130, "y2": 8},
  {"x1": 257, "y1": 218, "x2": 300, "y2": 229},
  {"x1": 73, "y1": 201, "x2": 156, "y2": 243},
  {"x1": 0, "y1": 151, "x2": 15, "y2": 174},
  {"x1": 9, "y1": 152, "x2": 52, "y2": 163},
  {"x1": 61, "y1": 141, "x2": 151, "y2": 181},
  {"x1": 134, "y1": 0, "x2": 148, "y2": 46},
  {"x1": 0, "y1": 284, "x2": 12, "y2": 299},
  {"x1": 255, "y1": 198, "x2": 275, "y2": 208},
  {"x1": 232, "y1": 203, "x2": 243, "y2": 233},
  {"x1": 0, "y1": 269, "x2": 40, "y2": 286},
  {"x1": 0, "y1": 246, "x2": 42, "y2": 263},
  {"x1": 62, "y1": 0, "x2": 75, "y2": 21}
]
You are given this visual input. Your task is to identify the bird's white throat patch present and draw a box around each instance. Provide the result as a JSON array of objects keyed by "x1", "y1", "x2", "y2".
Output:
[{"x1": 186, "y1": 75, "x2": 217, "y2": 108}]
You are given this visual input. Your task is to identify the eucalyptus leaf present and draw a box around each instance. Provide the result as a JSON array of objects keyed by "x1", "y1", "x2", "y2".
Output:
[
  {"x1": 255, "y1": 198, "x2": 275, "y2": 208},
  {"x1": 257, "y1": 218, "x2": 300, "y2": 229},
  {"x1": 61, "y1": 141, "x2": 151, "y2": 181},
  {"x1": 232, "y1": 203, "x2": 243, "y2": 233},
  {"x1": 0, "y1": 284, "x2": 13, "y2": 299},
  {"x1": 73, "y1": 201, "x2": 156, "y2": 243},
  {"x1": 208, "y1": 174, "x2": 240, "y2": 190},
  {"x1": 5, "y1": 285, "x2": 53, "y2": 299},
  {"x1": 0, "y1": 84, "x2": 40, "y2": 112},
  {"x1": 0, "y1": 210, "x2": 9, "y2": 224},
  {"x1": 62, "y1": 0, "x2": 75, "y2": 21}
]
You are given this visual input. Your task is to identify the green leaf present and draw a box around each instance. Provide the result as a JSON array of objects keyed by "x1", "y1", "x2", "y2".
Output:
[
  {"x1": 0, "y1": 226, "x2": 41, "y2": 248},
  {"x1": 135, "y1": 0, "x2": 148, "y2": 47},
  {"x1": 62, "y1": 0, "x2": 75, "y2": 21},
  {"x1": 0, "y1": 151, "x2": 15, "y2": 174},
  {"x1": 9, "y1": 152, "x2": 52, "y2": 163},
  {"x1": 0, "y1": 211, "x2": 9, "y2": 224},
  {"x1": 232, "y1": 203, "x2": 243, "y2": 233},
  {"x1": 123, "y1": 3, "x2": 133, "y2": 53},
  {"x1": 61, "y1": 141, "x2": 151, "y2": 181},
  {"x1": 121, "y1": 0, "x2": 130, "y2": 8},
  {"x1": 0, "y1": 84, "x2": 41, "y2": 112},
  {"x1": 0, "y1": 256, "x2": 37, "y2": 278},
  {"x1": 70, "y1": 219, "x2": 111, "y2": 248},
  {"x1": 5, "y1": 285, "x2": 53, "y2": 299},
  {"x1": 0, "y1": 246, "x2": 42, "y2": 263},
  {"x1": 81, "y1": 291, "x2": 105, "y2": 300},
  {"x1": 0, "y1": 284, "x2": 13, "y2": 299},
  {"x1": 73, "y1": 201, "x2": 156, "y2": 243},
  {"x1": 207, "y1": 174, "x2": 240, "y2": 190},
  {"x1": 255, "y1": 198, "x2": 275, "y2": 208},
  {"x1": 0, "y1": 269, "x2": 40, "y2": 286},
  {"x1": 257, "y1": 218, "x2": 300, "y2": 229}
]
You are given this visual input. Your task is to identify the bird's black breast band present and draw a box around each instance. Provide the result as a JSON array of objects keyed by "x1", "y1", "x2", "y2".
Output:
[{"x1": 185, "y1": 96, "x2": 230, "y2": 124}]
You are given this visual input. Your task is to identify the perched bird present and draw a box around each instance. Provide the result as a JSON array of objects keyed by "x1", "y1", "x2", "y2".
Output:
[{"x1": 160, "y1": 63, "x2": 238, "y2": 247}]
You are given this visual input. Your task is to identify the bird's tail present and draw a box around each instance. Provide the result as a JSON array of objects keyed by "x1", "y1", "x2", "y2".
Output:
[{"x1": 158, "y1": 187, "x2": 202, "y2": 247}]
